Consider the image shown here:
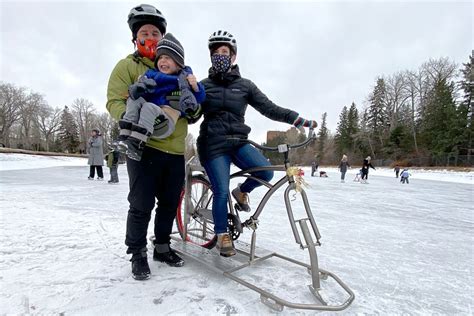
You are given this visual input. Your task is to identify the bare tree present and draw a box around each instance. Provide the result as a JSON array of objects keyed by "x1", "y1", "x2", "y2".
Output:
[
  {"x1": 71, "y1": 98, "x2": 96, "y2": 152},
  {"x1": 422, "y1": 57, "x2": 457, "y2": 86},
  {"x1": 385, "y1": 72, "x2": 410, "y2": 131},
  {"x1": 36, "y1": 104, "x2": 62, "y2": 151},
  {"x1": 404, "y1": 69, "x2": 430, "y2": 155},
  {"x1": 94, "y1": 112, "x2": 116, "y2": 148},
  {"x1": 359, "y1": 109, "x2": 376, "y2": 159},
  {"x1": 400, "y1": 58, "x2": 457, "y2": 155},
  {"x1": 0, "y1": 82, "x2": 26, "y2": 147},
  {"x1": 18, "y1": 92, "x2": 44, "y2": 149}
]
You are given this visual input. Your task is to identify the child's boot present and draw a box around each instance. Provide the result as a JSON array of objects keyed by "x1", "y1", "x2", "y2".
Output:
[
  {"x1": 125, "y1": 124, "x2": 150, "y2": 161},
  {"x1": 117, "y1": 119, "x2": 133, "y2": 153}
]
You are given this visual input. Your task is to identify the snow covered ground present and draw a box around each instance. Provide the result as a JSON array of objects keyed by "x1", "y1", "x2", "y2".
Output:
[{"x1": 0, "y1": 153, "x2": 472, "y2": 315}]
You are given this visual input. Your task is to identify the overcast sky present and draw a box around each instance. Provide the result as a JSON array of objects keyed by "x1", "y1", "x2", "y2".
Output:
[{"x1": 1, "y1": 0, "x2": 472, "y2": 142}]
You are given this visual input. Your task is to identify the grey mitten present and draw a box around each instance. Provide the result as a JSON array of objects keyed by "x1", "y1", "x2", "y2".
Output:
[
  {"x1": 178, "y1": 72, "x2": 198, "y2": 114},
  {"x1": 128, "y1": 76, "x2": 157, "y2": 100}
]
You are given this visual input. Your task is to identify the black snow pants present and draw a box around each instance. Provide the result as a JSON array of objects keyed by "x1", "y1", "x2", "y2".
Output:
[
  {"x1": 89, "y1": 166, "x2": 104, "y2": 178},
  {"x1": 125, "y1": 146, "x2": 185, "y2": 254}
]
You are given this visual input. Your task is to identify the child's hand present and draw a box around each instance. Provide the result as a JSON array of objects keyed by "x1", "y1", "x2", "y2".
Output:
[
  {"x1": 186, "y1": 74, "x2": 199, "y2": 92},
  {"x1": 129, "y1": 77, "x2": 156, "y2": 100}
]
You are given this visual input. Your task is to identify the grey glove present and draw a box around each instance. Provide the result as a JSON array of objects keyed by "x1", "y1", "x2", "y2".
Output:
[
  {"x1": 185, "y1": 104, "x2": 202, "y2": 124},
  {"x1": 128, "y1": 76, "x2": 157, "y2": 100},
  {"x1": 178, "y1": 72, "x2": 199, "y2": 113}
]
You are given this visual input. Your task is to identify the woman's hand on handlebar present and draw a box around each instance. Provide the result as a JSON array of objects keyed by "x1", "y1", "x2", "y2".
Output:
[{"x1": 293, "y1": 116, "x2": 318, "y2": 129}]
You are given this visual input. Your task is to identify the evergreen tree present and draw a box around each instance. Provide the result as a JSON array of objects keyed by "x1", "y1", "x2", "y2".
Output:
[
  {"x1": 458, "y1": 53, "x2": 473, "y2": 156},
  {"x1": 335, "y1": 106, "x2": 350, "y2": 154},
  {"x1": 359, "y1": 111, "x2": 376, "y2": 158},
  {"x1": 347, "y1": 102, "x2": 360, "y2": 152},
  {"x1": 336, "y1": 103, "x2": 360, "y2": 158},
  {"x1": 317, "y1": 112, "x2": 328, "y2": 162},
  {"x1": 420, "y1": 79, "x2": 459, "y2": 154},
  {"x1": 367, "y1": 78, "x2": 390, "y2": 148},
  {"x1": 58, "y1": 106, "x2": 79, "y2": 153},
  {"x1": 385, "y1": 125, "x2": 413, "y2": 158}
]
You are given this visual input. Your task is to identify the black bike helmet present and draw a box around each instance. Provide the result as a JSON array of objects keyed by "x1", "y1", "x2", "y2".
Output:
[
  {"x1": 208, "y1": 30, "x2": 237, "y2": 54},
  {"x1": 128, "y1": 4, "x2": 167, "y2": 39}
]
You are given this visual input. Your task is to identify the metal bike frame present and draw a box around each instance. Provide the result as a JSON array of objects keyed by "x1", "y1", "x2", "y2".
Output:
[{"x1": 177, "y1": 157, "x2": 355, "y2": 312}]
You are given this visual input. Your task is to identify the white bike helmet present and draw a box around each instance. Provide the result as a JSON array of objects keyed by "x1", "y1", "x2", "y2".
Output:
[
  {"x1": 208, "y1": 30, "x2": 237, "y2": 54},
  {"x1": 128, "y1": 4, "x2": 167, "y2": 38}
]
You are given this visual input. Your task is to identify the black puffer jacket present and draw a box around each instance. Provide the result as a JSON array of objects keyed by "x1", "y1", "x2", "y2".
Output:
[{"x1": 197, "y1": 65, "x2": 299, "y2": 163}]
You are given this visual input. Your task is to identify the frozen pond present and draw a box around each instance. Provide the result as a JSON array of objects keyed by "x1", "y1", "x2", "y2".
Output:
[{"x1": 0, "y1": 154, "x2": 472, "y2": 314}]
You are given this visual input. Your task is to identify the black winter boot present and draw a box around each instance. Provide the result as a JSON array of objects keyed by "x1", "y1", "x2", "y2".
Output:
[
  {"x1": 130, "y1": 248, "x2": 150, "y2": 280},
  {"x1": 153, "y1": 243, "x2": 184, "y2": 267}
]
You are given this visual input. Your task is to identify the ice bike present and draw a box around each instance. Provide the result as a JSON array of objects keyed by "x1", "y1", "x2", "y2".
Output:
[{"x1": 171, "y1": 129, "x2": 354, "y2": 312}]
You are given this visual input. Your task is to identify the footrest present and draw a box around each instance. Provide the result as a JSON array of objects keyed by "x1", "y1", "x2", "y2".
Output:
[
  {"x1": 170, "y1": 238, "x2": 246, "y2": 273},
  {"x1": 168, "y1": 236, "x2": 355, "y2": 312},
  {"x1": 233, "y1": 239, "x2": 273, "y2": 258}
]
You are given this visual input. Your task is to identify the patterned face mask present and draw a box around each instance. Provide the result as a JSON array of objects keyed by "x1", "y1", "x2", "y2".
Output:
[
  {"x1": 137, "y1": 38, "x2": 158, "y2": 60},
  {"x1": 211, "y1": 54, "x2": 232, "y2": 73}
]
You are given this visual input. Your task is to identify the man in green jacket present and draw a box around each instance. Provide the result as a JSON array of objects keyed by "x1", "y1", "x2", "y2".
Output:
[{"x1": 106, "y1": 4, "x2": 200, "y2": 280}]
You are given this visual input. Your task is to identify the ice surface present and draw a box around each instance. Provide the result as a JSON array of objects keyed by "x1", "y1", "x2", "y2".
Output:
[{"x1": 0, "y1": 154, "x2": 472, "y2": 314}]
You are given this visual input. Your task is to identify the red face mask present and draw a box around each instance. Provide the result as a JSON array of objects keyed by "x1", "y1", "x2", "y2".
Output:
[{"x1": 136, "y1": 38, "x2": 158, "y2": 60}]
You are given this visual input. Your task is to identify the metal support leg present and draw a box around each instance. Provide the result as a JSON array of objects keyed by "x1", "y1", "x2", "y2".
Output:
[
  {"x1": 250, "y1": 230, "x2": 256, "y2": 262},
  {"x1": 284, "y1": 183, "x2": 303, "y2": 246},
  {"x1": 299, "y1": 219, "x2": 327, "y2": 305},
  {"x1": 300, "y1": 189, "x2": 322, "y2": 244}
]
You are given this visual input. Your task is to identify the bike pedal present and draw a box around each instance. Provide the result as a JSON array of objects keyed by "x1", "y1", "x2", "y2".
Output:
[{"x1": 234, "y1": 203, "x2": 251, "y2": 213}]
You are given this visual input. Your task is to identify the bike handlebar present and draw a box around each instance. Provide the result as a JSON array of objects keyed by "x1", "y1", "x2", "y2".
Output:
[{"x1": 228, "y1": 128, "x2": 316, "y2": 152}]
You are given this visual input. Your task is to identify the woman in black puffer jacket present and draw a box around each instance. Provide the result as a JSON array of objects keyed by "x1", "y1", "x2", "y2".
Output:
[{"x1": 197, "y1": 30, "x2": 317, "y2": 257}]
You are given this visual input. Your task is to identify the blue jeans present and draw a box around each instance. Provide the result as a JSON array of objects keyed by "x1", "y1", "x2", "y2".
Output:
[
  {"x1": 203, "y1": 144, "x2": 273, "y2": 234},
  {"x1": 341, "y1": 171, "x2": 346, "y2": 180}
]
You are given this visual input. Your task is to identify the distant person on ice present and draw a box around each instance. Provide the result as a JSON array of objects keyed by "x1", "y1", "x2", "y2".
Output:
[
  {"x1": 105, "y1": 142, "x2": 120, "y2": 184},
  {"x1": 394, "y1": 165, "x2": 400, "y2": 178},
  {"x1": 338, "y1": 154, "x2": 350, "y2": 183},
  {"x1": 311, "y1": 160, "x2": 318, "y2": 177},
  {"x1": 319, "y1": 170, "x2": 328, "y2": 177},
  {"x1": 87, "y1": 128, "x2": 104, "y2": 180},
  {"x1": 353, "y1": 169, "x2": 362, "y2": 182},
  {"x1": 400, "y1": 168, "x2": 411, "y2": 184},
  {"x1": 361, "y1": 156, "x2": 375, "y2": 184}
]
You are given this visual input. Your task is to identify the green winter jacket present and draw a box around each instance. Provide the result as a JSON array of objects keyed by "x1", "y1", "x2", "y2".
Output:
[{"x1": 106, "y1": 53, "x2": 187, "y2": 155}]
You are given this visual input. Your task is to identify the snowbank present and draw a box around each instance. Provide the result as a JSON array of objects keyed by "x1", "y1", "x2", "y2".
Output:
[
  {"x1": 305, "y1": 166, "x2": 473, "y2": 184},
  {"x1": 1, "y1": 153, "x2": 472, "y2": 184},
  {"x1": 0, "y1": 153, "x2": 87, "y2": 171}
]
